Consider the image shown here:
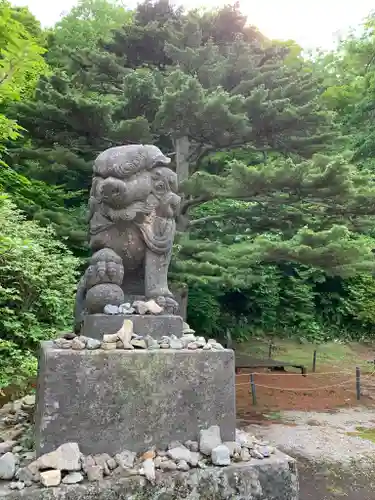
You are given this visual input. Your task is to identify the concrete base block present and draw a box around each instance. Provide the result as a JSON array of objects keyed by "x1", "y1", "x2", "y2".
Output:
[
  {"x1": 81, "y1": 313, "x2": 183, "y2": 340},
  {"x1": 0, "y1": 454, "x2": 299, "y2": 500},
  {"x1": 35, "y1": 342, "x2": 236, "y2": 456}
]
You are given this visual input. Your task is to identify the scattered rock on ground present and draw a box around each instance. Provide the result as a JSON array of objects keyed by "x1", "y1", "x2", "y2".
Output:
[
  {"x1": 142, "y1": 458, "x2": 155, "y2": 483},
  {"x1": 40, "y1": 469, "x2": 61, "y2": 487},
  {"x1": 62, "y1": 472, "x2": 84, "y2": 484},
  {"x1": 0, "y1": 452, "x2": 16, "y2": 480},
  {"x1": 200, "y1": 425, "x2": 222, "y2": 456},
  {"x1": 35, "y1": 442, "x2": 81, "y2": 471},
  {"x1": 211, "y1": 445, "x2": 231, "y2": 466}
]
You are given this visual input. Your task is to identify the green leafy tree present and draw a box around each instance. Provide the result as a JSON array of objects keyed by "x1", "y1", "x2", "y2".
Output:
[
  {"x1": 47, "y1": 0, "x2": 133, "y2": 68},
  {"x1": 0, "y1": 194, "x2": 78, "y2": 389}
]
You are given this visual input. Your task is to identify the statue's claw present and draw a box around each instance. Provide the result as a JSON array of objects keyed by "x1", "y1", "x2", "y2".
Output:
[{"x1": 155, "y1": 295, "x2": 179, "y2": 314}]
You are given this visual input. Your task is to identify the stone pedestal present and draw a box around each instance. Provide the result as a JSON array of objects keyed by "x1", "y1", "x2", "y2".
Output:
[
  {"x1": 81, "y1": 314, "x2": 183, "y2": 340},
  {"x1": 0, "y1": 455, "x2": 299, "y2": 500},
  {"x1": 35, "y1": 342, "x2": 235, "y2": 456}
]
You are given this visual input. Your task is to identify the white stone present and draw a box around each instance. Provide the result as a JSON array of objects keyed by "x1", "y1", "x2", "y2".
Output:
[
  {"x1": 0, "y1": 441, "x2": 16, "y2": 455},
  {"x1": 169, "y1": 338, "x2": 184, "y2": 349},
  {"x1": 0, "y1": 452, "x2": 16, "y2": 480},
  {"x1": 132, "y1": 300, "x2": 149, "y2": 315},
  {"x1": 116, "y1": 319, "x2": 134, "y2": 349},
  {"x1": 36, "y1": 443, "x2": 81, "y2": 471},
  {"x1": 103, "y1": 333, "x2": 119, "y2": 343},
  {"x1": 62, "y1": 472, "x2": 84, "y2": 484},
  {"x1": 142, "y1": 458, "x2": 155, "y2": 483},
  {"x1": 167, "y1": 447, "x2": 192, "y2": 463},
  {"x1": 144, "y1": 299, "x2": 163, "y2": 315},
  {"x1": 115, "y1": 450, "x2": 136, "y2": 469},
  {"x1": 187, "y1": 342, "x2": 198, "y2": 350},
  {"x1": 101, "y1": 342, "x2": 117, "y2": 350},
  {"x1": 195, "y1": 337, "x2": 206, "y2": 347},
  {"x1": 199, "y1": 426, "x2": 222, "y2": 456},
  {"x1": 40, "y1": 470, "x2": 61, "y2": 487},
  {"x1": 177, "y1": 460, "x2": 190, "y2": 471},
  {"x1": 211, "y1": 445, "x2": 230, "y2": 466}
]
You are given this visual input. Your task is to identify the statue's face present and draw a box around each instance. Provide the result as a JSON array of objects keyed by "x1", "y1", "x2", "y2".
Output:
[{"x1": 149, "y1": 167, "x2": 180, "y2": 218}]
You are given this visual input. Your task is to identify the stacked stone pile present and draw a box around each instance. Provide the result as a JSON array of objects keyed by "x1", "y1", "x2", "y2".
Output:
[
  {"x1": 0, "y1": 398, "x2": 275, "y2": 491},
  {"x1": 54, "y1": 319, "x2": 224, "y2": 352}
]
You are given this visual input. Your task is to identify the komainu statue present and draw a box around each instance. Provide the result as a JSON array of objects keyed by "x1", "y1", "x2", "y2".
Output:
[{"x1": 74, "y1": 144, "x2": 181, "y2": 332}]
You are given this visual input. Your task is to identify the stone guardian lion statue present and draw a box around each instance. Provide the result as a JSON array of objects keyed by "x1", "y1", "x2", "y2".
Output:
[{"x1": 74, "y1": 144, "x2": 181, "y2": 332}]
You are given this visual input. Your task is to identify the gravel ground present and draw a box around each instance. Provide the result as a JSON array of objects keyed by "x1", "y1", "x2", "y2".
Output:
[
  {"x1": 245, "y1": 408, "x2": 375, "y2": 500},
  {"x1": 246, "y1": 407, "x2": 375, "y2": 464}
]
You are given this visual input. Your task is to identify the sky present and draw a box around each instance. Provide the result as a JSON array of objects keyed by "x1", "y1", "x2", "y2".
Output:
[{"x1": 12, "y1": 0, "x2": 375, "y2": 50}]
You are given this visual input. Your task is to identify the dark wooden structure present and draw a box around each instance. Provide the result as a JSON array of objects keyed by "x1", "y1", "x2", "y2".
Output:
[
  {"x1": 223, "y1": 330, "x2": 307, "y2": 376},
  {"x1": 235, "y1": 353, "x2": 307, "y2": 376}
]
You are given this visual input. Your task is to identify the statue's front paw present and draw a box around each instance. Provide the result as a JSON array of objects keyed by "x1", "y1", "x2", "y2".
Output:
[{"x1": 155, "y1": 296, "x2": 179, "y2": 315}]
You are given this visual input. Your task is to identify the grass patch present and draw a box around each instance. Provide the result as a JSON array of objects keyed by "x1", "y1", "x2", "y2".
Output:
[
  {"x1": 346, "y1": 426, "x2": 375, "y2": 442},
  {"x1": 237, "y1": 339, "x2": 374, "y2": 373}
]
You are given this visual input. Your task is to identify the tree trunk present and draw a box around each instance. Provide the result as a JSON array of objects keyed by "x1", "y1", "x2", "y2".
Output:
[{"x1": 174, "y1": 135, "x2": 190, "y2": 183}]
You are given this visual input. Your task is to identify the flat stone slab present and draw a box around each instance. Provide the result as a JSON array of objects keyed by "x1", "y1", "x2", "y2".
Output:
[
  {"x1": 35, "y1": 342, "x2": 235, "y2": 456},
  {"x1": 0, "y1": 454, "x2": 298, "y2": 499},
  {"x1": 81, "y1": 313, "x2": 183, "y2": 340}
]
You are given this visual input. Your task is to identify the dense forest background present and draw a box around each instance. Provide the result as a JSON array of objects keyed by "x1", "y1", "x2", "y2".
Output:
[{"x1": 2, "y1": 0, "x2": 375, "y2": 388}]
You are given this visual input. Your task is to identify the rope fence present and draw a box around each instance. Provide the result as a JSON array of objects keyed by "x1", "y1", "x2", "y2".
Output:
[{"x1": 236, "y1": 367, "x2": 375, "y2": 403}]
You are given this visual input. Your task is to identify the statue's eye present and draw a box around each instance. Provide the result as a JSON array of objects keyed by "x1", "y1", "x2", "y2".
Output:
[{"x1": 155, "y1": 181, "x2": 165, "y2": 190}]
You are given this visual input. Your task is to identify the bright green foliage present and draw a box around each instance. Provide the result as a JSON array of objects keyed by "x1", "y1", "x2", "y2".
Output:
[
  {"x1": 0, "y1": 194, "x2": 79, "y2": 389},
  {"x1": 47, "y1": 0, "x2": 133, "y2": 67}
]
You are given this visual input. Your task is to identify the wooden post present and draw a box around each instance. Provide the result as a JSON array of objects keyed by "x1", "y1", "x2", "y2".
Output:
[
  {"x1": 268, "y1": 341, "x2": 273, "y2": 359},
  {"x1": 356, "y1": 367, "x2": 361, "y2": 401},
  {"x1": 312, "y1": 350, "x2": 317, "y2": 373},
  {"x1": 250, "y1": 373, "x2": 257, "y2": 405}
]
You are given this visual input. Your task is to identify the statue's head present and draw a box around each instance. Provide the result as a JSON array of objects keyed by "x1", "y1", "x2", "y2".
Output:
[
  {"x1": 90, "y1": 144, "x2": 180, "y2": 224},
  {"x1": 93, "y1": 144, "x2": 171, "y2": 179}
]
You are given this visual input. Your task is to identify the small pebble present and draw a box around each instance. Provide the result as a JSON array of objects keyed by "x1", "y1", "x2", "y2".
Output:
[
  {"x1": 131, "y1": 338, "x2": 147, "y2": 349},
  {"x1": 86, "y1": 465, "x2": 103, "y2": 482},
  {"x1": 160, "y1": 460, "x2": 177, "y2": 471},
  {"x1": 104, "y1": 304, "x2": 120, "y2": 315},
  {"x1": 169, "y1": 338, "x2": 184, "y2": 349},
  {"x1": 40, "y1": 469, "x2": 61, "y2": 487},
  {"x1": 86, "y1": 338, "x2": 101, "y2": 350},
  {"x1": 142, "y1": 458, "x2": 155, "y2": 483},
  {"x1": 103, "y1": 333, "x2": 118, "y2": 343},
  {"x1": 187, "y1": 342, "x2": 198, "y2": 350},
  {"x1": 211, "y1": 445, "x2": 230, "y2": 466},
  {"x1": 9, "y1": 482, "x2": 25, "y2": 490},
  {"x1": 62, "y1": 472, "x2": 84, "y2": 484},
  {"x1": 72, "y1": 337, "x2": 86, "y2": 350},
  {"x1": 185, "y1": 440, "x2": 199, "y2": 452},
  {"x1": 177, "y1": 460, "x2": 190, "y2": 471}
]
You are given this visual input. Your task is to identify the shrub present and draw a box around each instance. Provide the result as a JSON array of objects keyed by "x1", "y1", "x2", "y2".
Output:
[{"x1": 0, "y1": 194, "x2": 79, "y2": 389}]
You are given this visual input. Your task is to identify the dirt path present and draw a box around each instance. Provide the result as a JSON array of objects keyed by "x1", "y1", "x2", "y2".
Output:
[{"x1": 245, "y1": 407, "x2": 375, "y2": 500}]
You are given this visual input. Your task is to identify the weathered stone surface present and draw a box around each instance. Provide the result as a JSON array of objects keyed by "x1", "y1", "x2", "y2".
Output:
[
  {"x1": 200, "y1": 426, "x2": 222, "y2": 456},
  {"x1": 62, "y1": 472, "x2": 84, "y2": 485},
  {"x1": 35, "y1": 342, "x2": 235, "y2": 456},
  {"x1": 0, "y1": 453, "x2": 16, "y2": 480},
  {"x1": 35, "y1": 443, "x2": 81, "y2": 471},
  {"x1": 211, "y1": 445, "x2": 230, "y2": 466},
  {"x1": 40, "y1": 470, "x2": 61, "y2": 487},
  {"x1": 74, "y1": 145, "x2": 181, "y2": 332},
  {"x1": 81, "y1": 314, "x2": 183, "y2": 340},
  {"x1": 0, "y1": 453, "x2": 298, "y2": 499}
]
